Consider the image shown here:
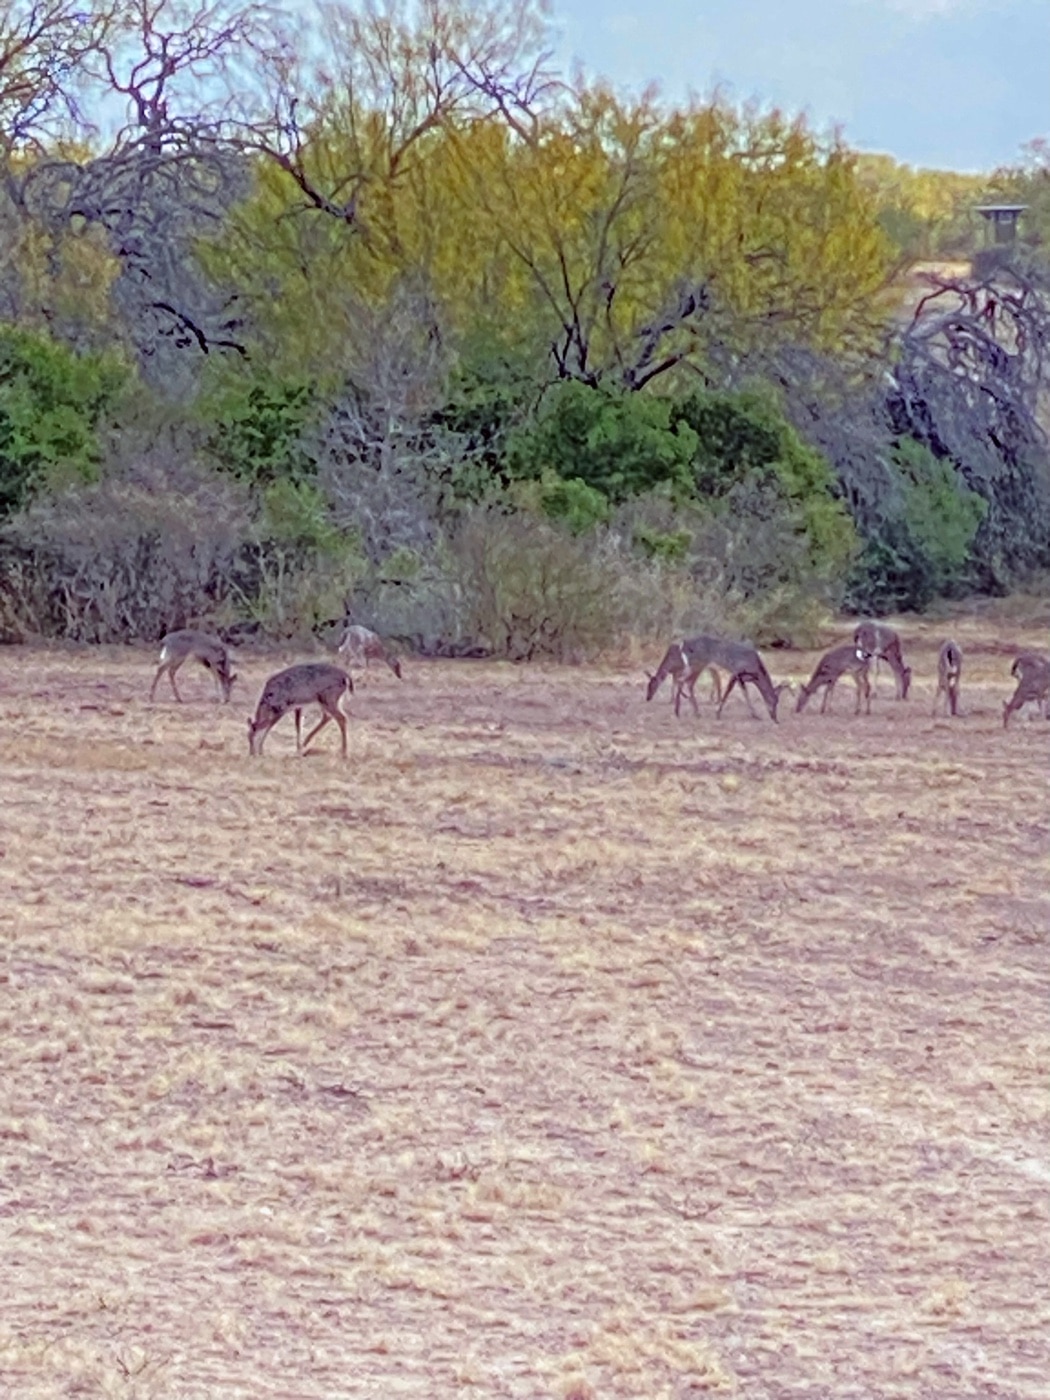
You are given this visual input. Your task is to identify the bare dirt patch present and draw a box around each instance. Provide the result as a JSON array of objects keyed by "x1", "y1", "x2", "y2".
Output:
[{"x1": 1, "y1": 624, "x2": 1048, "y2": 1398}]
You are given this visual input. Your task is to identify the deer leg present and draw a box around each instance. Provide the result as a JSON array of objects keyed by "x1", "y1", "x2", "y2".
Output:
[
  {"x1": 301, "y1": 712, "x2": 332, "y2": 752},
  {"x1": 715, "y1": 674, "x2": 737, "y2": 717},
  {"x1": 168, "y1": 659, "x2": 185, "y2": 703},
  {"x1": 820, "y1": 682, "x2": 832, "y2": 715},
  {"x1": 149, "y1": 663, "x2": 167, "y2": 702},
  {"x1": 685, "y1": 669, "x2": 702, "y2": 716},
  {"x1": 203, "y1": 660, "x2": 223, "y2": 702}
]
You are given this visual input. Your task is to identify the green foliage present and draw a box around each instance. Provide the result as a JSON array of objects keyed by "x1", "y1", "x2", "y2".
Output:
[
  {"x1": 631, "y1": 524, "x2": 691, "y2": 563},
  {"x1": 535, "y1": 474, "x2": 612, "y2": 534},
  {"x1": 0, "y1": 325, "x2": 127, "y2": 517},
  {"x1": 899, "y1": 441, "x2": 986, "y2": 582},
  {"x1": 846, "y1": 440, "x2": 987, "y2": 612},
  {"x1": 672, "y1": 390, "x2": 857, "y2": 589},
  {"x1": 260, "y1": 478, "x2": 343, "y2": 552},
  {"x1": 200, "y1": 370, "x2": 320, "y2": 485},
  {"x1": 507, "y1": 382, "x2": 697, "y2": 504}
]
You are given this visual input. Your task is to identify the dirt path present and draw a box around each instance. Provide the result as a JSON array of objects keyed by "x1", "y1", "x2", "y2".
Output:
[{"x1": 0, "y1": 633, "x2": 1047, "y2": 1397}]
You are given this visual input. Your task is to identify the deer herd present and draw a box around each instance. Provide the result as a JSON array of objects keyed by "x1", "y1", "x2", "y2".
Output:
[
  {"x1": 146, "y1": 619, "x2": 1049, "y2": 758},
  {"x1": 646, "y1": 621, "x2": 1048, "y2": 731}
]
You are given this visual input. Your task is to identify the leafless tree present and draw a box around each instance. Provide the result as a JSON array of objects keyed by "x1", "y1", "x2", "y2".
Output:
[
  {"x1": 0, "y1": 0, "x2": 109, "y2": 156},
  {"x1": 312, "y1": 281, "x2": 452, "y2": 561},
  {"x1": 888, "y1": 254, "x2": 1050, "y2": 580}
]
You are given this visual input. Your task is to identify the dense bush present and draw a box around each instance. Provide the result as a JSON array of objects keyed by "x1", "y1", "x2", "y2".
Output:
[
  {"x1": 0, "y1": 326, "x2": 128, "y2": 518},
  {"x1": 507, "y1": 382, "x2": 697, "y2": 504},
  {"x1": 0, "y1": 458, "x2": 254, "y2": 641},
  {"x1": 0, "y1": 455, "x2": 366, "y2": 644},
  {"x1": 199, "y1": 370, "x2": 321, "y2": 485},
  {"x1": 844, "y1": 441, "x2": 987, "y2": 613},
  {"x1": 671, "y1": 390, "x2": 857, "y2": 594}
]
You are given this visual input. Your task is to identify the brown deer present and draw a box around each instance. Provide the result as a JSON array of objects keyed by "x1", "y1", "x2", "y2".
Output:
[
  {"x1": 796, "y1": 644, "x2": 871, "y2": 715},
  {"x1": 645, "y1": 638, "x2": 726, "y2": 718},
  {"x1": 932, "y1": 640, "x2": 963, "y2": 717},
  {"x1": 150, "y1": 630, "x2": 237, "y2": 703},
  {"x1": 247, "y1": 663, "x2": 353, "y2": 757},
  {"x1": 709, "y1": 639, "x2": 790, "y2": 722},
  {"x1": 1003, "y1": 651, "x2": 1050, "y2": 729},
  {"x1": 337, "y1": 624, "x2": 402, "y2": 679},
  {"x1": 854, "y1": 621, "x2": 911, "y2": 699}
]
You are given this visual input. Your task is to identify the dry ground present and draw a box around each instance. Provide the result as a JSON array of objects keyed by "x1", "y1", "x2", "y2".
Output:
[{"x1": 0, "y1": 617, "x2": 1048, "y2": 1399}]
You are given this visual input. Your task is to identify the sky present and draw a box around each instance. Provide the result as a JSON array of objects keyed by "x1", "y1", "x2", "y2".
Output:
[{"x1": 549, "y1": 0, "x2": 1049, "y2": 172}]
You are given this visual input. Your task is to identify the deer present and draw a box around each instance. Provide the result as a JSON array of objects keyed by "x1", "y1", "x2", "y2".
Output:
[
  {"x1": 853, "y1": 621, "x2": 911, "y2": 700},
  {"x1": 247, "y1": 663, "x2": 353, "y2": 758},
  {"x1": 796, "y1": 643, "x2": 871, "y2": 715},
  {"x1": 932, "y1": 640, "x2": 963, "y2": 717},
  {"x1": 645, "y1": 638, "x2": 726, "y2": 718},
  {"x1": 150, "y1": 629, "x2": 237, "y2": 704},
  {"x1": 709, "y1": 639, "x2": 790, "y2": 722},
  {"x1": 1002, "y1": 651, "x2": 1050, "y2": 729},
  {"x1": 337, "y1": 624, "x2": 402, "y2": 680}
]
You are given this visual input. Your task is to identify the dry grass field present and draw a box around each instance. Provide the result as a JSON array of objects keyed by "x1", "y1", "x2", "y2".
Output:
[{"x1": 1, "y1": 614, "x2": 1048, "y2": 1399}]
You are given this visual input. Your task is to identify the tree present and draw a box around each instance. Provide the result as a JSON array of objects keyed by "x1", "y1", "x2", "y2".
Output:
[
  {"x1": 0, "y1": 0, "x2": 109, "y2": 156},
  {"x1": 889, "y1": 255, "x2": 1050, "y2": 586},
  {"x1": 236, "y1": 0, "x2": 556, "y2": 245}
]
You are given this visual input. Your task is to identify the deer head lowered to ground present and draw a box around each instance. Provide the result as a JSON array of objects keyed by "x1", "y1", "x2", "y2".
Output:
[
  {"x1": 150, "y1": 630, "x2": 237, "y2": 704},
  {"x1": 248, "y1": 663, "x2": 354, "y2": 758}
]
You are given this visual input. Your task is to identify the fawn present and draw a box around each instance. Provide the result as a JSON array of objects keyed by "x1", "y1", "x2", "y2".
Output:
[
  {"x1": 796, "y1": 643, "x2": 871, "y2": 715},
  {"x1": 150, "y1": 630, "x2": 237, "y2": 703},
  {"x1": 247, "y1": 663, "x2": 354, "y2": 757}
]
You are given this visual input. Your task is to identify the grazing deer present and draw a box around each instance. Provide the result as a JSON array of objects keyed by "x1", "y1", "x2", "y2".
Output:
[
  {"x1": 150, "y1": 630, "x2": 237, "y2": 703},
  {"x1": 854, "y1": 621, "x2": 911, "y2": 699},
  {"x1": 796, "y1": 644, "x2": 871, "y2": 715},
  {"x1": 337, "y1": 624, "x2": 402, "y2": 679},
  {"x1": 645, "y1": 638, "x2": 725, "y2": 718},
  {"x1": 1002, "y1": 651, "x2": 1050, "y2": 729},
  {"x1": 247, "y1": 663, "x2": 353, "y2": 757},
  {"x1": 932, "y1": 640, "x2": 963, "y2": 717},
  {"x1": 709, "y1": 639, "x2": 790, "y2": 722}
]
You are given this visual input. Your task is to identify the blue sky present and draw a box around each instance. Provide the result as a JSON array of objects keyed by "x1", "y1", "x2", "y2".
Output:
[{"x1": 549, "y1": 0, "x2": 1049, "y2": 172}]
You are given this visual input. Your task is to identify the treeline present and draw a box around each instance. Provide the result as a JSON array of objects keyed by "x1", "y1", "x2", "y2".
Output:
[{"x1": 1, "y1": 0, "x2": 1048, "y2": 656}]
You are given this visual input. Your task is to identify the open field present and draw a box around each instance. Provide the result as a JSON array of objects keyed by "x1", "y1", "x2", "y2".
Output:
[{"x1": 1, "y1": 618, "x2": 1048, "y2": 1398}]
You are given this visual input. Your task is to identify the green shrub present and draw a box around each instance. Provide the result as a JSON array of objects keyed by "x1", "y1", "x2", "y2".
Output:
[
  {"x1": 846, "y1": 440, "x2": 987, "y2": 612},
  {"x1": 0, "y1": 325, "x2": 127, "y2": 517},
  {"x1": 199, "y1": 369, "x2": 320, "y2": 485},
  {"x1": 507, "y1": 382, "x2": 697, "y2": 504},
  {"x1": 671, "y1": 389, "x2": 857, "y2": 593}
]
